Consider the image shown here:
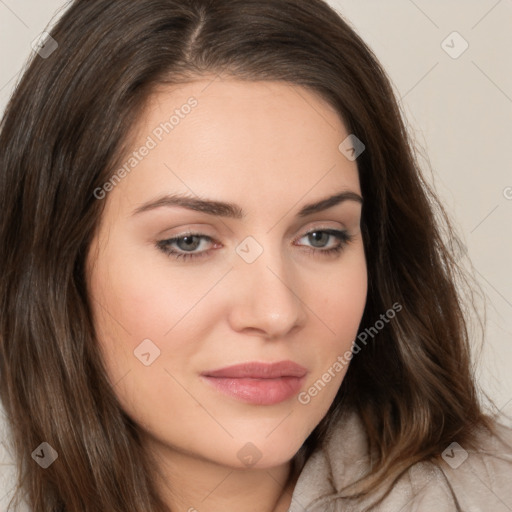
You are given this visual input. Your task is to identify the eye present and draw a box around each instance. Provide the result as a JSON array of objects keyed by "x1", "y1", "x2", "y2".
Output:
[
  {"x1": 295, "y1": 229, "x2": 355, "y2": 257},
  {"x1": 156, "y1": 233, "x2": 216, "y2": 261},
  {"x1": 156, "y1": 228, "x2": 355, "y2": 261}
]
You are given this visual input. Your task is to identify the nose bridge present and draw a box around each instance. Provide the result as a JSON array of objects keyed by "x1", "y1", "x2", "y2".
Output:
[{"x1": 227, "y1": 234, "x2": 306, "y2": 337}]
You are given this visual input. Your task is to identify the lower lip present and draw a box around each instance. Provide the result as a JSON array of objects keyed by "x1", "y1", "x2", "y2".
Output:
[{"x1": 201, "y1": 375, "x2": 306, "y2": 405}]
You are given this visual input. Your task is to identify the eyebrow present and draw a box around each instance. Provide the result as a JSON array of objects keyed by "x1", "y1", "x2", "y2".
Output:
[{"x1": 131, "y1": 190, "x2": 363, "y2": 218}]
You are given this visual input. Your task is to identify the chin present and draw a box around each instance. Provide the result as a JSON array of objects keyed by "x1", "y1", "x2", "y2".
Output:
[{"x1": 225, "y1": 436, "x2": 305, "y2": 471}]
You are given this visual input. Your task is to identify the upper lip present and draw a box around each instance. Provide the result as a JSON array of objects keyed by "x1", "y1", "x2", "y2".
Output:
[{"x1": 201, "y1": 361, "x2": 308, "y2": 379}]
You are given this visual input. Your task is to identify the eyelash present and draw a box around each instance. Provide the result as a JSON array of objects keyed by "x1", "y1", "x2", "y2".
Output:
[{"x1": 156, "y1": 228, "x2": 355, "y2": 261}]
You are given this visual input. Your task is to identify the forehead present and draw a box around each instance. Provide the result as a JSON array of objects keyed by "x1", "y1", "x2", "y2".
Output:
[{"x1": 107, "y1": 78, "x2": 361, "y2": 217}]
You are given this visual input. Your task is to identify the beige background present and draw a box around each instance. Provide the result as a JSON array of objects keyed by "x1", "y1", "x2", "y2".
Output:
[{"x1": 1, "y1": 0, "x2": 512, "y2": 507}]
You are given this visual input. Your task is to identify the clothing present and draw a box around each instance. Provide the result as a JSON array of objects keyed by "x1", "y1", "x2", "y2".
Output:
[{"x1": 289, "y1": 411, "x2": 512, "y2": 511}]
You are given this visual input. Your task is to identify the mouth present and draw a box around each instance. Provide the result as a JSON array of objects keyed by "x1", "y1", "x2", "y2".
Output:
[{"x1": 200, "y1": 361, "x2": 308, "y2": 405}]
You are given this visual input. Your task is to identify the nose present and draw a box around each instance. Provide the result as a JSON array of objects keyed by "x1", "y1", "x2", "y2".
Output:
[{"x1": 227, "y1": 242, "x2": 308, "y2": 340}]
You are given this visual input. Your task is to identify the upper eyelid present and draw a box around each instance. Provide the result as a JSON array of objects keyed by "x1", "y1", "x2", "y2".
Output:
[{"x1": 164, "y1": 222, "x2": 349, "y2": 239}]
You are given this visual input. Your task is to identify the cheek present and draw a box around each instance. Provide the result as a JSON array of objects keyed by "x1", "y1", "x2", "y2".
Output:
[
  {"x1": 300, "y1": 247, "x2": 367, "y2": 404},
  {"x1": 87, "y1": 248, "x2": 209, "y2": 434},
  {"x1": 322, "y1": 244, "x2": 368, "y2": 340},
  {"x1": 91, "y1": 237, "x2": 218, "y2": 339},
  {"x1": 88, "y1": 239, "x2": 232, "y2": 405}
]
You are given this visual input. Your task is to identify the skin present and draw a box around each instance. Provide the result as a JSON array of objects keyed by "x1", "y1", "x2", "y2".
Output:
[{"x1": 86, "y1": 77, "x2": 368, "y2": 512}]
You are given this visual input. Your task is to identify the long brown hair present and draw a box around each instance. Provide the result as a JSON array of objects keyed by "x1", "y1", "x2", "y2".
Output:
[{"x1": 0, "y1": 0, "x2": 500, "y2": 510}]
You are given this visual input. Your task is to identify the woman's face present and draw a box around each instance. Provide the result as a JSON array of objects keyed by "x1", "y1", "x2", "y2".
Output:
[{"x1": 86, "y1": 78, "x2": 367, "y2": 471}]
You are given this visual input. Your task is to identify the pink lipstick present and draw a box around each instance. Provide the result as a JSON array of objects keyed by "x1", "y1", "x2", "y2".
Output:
[{"x1": 201, "y1": 361, "x2": 307, "y2": 405}]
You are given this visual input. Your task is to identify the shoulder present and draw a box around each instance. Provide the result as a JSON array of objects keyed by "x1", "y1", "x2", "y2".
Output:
[
  {"x1": 374, "y1": 420, "x2": 512, "y2": 511},
  {"x1": 290, "y1": 412, "x2": 512, "y2": 512},
  {"x1": 404, "y1": 420, "x2": 512, "y2": 512}
]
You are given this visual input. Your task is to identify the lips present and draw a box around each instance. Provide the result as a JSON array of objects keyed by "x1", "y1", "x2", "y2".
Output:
[{"x1": 201, "y1": 361, "x2": 308, "y2": 405}]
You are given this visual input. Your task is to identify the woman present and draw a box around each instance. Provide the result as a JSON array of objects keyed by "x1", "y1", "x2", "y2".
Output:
[{"x1": 0, "y1": 1, "x2": 511, "y2": 511}]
